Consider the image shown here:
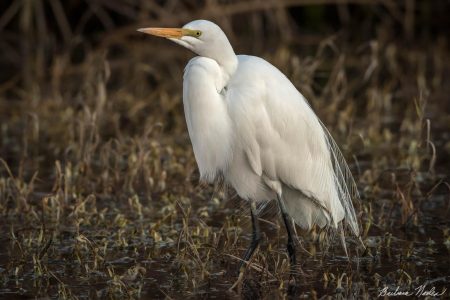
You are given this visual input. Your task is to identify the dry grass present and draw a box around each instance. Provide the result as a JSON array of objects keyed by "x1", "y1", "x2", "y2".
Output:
[{"x1": 0, "y1": 0, "x2": 449, "y2": 299}]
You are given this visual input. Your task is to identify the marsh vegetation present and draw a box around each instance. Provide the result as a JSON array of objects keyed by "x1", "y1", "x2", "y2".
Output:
[{"x1": 0, "y1": 1, "x2": 449, "y2": 298}]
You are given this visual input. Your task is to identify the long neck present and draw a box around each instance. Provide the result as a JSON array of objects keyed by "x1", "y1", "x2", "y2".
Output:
[
  {"x1": 213, "y1": 45, "x2": 238, "y2": 83},
  {"x1": 201, "y1": 36, "x2": 238, "y2": 84}
]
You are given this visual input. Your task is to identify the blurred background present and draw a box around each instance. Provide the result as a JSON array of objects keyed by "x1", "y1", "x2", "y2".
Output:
[{"x1": 0, "y1": 0, "x2": 449, "y2": 298}]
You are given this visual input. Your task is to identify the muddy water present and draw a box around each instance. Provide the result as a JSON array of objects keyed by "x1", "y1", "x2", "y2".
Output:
[{"x1": 0, "y1": 184, "x2": 448, "y2": 299}]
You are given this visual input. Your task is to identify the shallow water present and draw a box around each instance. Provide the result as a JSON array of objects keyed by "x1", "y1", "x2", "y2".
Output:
[{"x1": 0, "y1": 179, "x2": 448, "y2": 299}]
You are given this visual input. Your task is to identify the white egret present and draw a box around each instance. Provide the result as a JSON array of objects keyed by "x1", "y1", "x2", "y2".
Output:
[{"x1": 138, "y1": 20, "x2": 361, "y2": 274}]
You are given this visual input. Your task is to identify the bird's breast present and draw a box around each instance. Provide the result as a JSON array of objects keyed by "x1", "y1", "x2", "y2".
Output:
[{"x1": 183, "y1": 57, "x2": 234, "y2": 182}]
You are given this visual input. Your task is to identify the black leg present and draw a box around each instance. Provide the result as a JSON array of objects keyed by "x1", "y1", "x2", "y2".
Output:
[
  {"x1": 276, "y1": 194, "x2": 297, "y2": 270},
  {"x1": 239, "y1": 201, "x2": 261, "y2": 272}
]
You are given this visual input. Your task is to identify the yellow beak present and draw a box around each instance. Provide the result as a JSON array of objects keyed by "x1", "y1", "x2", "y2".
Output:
[{"x1": 137, "y1": 27, "x2": 184, "y2": 39}]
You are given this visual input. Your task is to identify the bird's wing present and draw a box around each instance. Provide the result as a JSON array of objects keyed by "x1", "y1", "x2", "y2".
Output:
[
  {"x1": 227, "y1": 55, "x2": 359, "y2": 234},
  {"x1": 183, "y1": 57, "x2": 234, "y2": 182},
  {"x1": 319, "y1": 120, "x2": 360, "y2": 235}
]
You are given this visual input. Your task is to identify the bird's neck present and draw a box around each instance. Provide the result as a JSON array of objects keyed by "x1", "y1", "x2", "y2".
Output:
[
  {"x1": 210, "y1": 45, "x2": 238, "y2": 84},
  {"x1": 218, "y1": 53, "x2": 238, "y2": 84}
]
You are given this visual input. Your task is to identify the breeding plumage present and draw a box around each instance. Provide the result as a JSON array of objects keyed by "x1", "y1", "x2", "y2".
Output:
[{"x1": 139, "y1": 19, "x2": 361, "y2": 273}]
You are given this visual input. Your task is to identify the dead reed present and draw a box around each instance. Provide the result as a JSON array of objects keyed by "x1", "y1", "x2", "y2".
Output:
[{"x1": 0, "y1": 0, "x2": 449, "y2": 298}]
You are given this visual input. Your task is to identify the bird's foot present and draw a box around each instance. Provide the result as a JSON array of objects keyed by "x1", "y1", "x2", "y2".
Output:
[{"x1": 287, "y1": 278, "x2": 299, "y2": 297}]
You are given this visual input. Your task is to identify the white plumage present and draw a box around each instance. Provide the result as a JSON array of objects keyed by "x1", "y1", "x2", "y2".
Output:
[{"x1": 139, "y1": 20, "x2": 360, "y2": 267}]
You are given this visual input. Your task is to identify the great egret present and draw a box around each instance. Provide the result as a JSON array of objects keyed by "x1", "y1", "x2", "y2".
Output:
[{"x1": 138, "y1": 20, "x2": 360, "y2": 274}]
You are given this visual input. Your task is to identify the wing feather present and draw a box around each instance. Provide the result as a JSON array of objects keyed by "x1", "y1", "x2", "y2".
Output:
[
  {"x1": 227, "y1": 55, "x2": 360, "y2": 235},
  {"x1": 319, "y1": 121, "x2": 361, "y2": 236}
]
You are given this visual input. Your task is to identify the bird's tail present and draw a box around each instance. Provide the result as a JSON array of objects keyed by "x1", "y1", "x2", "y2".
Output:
[
  {"x1": 281, "y1": 183, "x2": 364, "y2": 256},
  {"x1": 281, "y1": 183, "x2": 339, "y2": 231}
]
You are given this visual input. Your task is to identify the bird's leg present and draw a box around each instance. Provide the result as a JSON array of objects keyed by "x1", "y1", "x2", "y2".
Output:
[
  {"x1": 238, "y1": 200, "x2": 261, "y2": 272},
  {"x1": 276, "y1": 194, "x2": 297, "y2": 271}
]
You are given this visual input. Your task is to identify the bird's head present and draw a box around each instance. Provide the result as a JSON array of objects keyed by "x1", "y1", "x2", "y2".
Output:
[{"x1": 138, "y1": 20, "x2": 235, "y2": 63}]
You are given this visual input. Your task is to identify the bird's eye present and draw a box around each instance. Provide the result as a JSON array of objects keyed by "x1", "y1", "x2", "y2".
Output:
[{"x1": 195, "y1": 30, "x2": 202, "y2": 37}]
